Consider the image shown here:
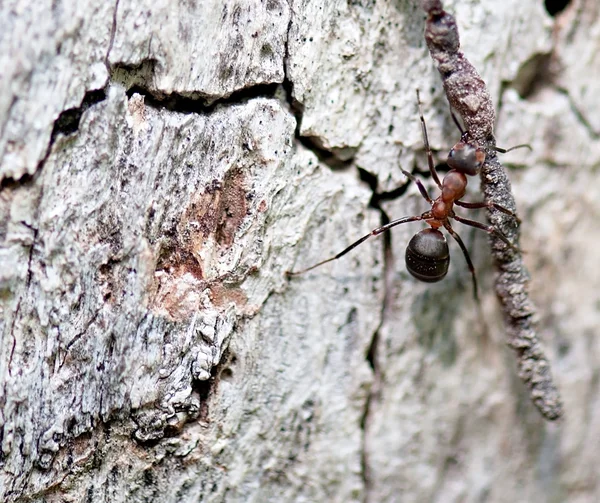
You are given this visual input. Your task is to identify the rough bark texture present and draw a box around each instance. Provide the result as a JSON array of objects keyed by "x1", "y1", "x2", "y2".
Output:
[{"x1": 1, "y1": 0, "x2": 599, "y2": 502}]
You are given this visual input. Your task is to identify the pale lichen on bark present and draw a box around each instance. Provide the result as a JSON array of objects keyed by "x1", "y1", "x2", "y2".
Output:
[{"x1": 1, "y1": 0, "x2": 600, "y2": 502}]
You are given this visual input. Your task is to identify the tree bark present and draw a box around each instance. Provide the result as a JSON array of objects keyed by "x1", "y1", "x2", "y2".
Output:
[{"x1": 1, "y1": 0, "x2": 599, "y2": 501}]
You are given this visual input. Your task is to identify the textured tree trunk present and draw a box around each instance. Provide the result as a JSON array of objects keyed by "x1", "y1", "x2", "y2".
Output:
[{"x1": 1, "y1": 0, "x2": 599, "y2": 501}]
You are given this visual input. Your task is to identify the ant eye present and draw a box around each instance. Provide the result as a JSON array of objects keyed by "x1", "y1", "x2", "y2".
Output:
[{"x1": 447, "y1": 142, "x2": 485, "y2": 176}]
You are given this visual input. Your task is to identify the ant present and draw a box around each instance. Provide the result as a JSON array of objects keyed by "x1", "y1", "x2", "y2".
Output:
[{"x1": 287, "y1": 90, "x2": 529, "y2": 301}]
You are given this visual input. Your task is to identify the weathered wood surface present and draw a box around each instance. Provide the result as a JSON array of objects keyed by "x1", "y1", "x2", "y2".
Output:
[{"x1": 1, "y1": 0, "x2": 599, "y2": 501}]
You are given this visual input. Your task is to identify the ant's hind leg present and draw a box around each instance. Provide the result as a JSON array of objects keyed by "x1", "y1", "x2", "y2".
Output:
[
  {"x1": 443, "y1": 223, "x2": 479, "y2": 302},
  {"x1": 455, "y1": 200, "x2": 521, "y2": 224},
  {"x1": 286, "y1": 215, "x2": 424, "y2": 276},
  {"x1": 452, "y1": 215, "x2": 521, "y2": 252}
]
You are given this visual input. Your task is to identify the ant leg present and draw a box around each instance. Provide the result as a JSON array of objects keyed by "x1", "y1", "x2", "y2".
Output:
[
  {"x1": 452, "y1": 215, "x2": 520, "y2": 252},
  {"x1": 416, "y1": 90, "x2": 443, "y2": 189},
  {"x1": 492, "y1": 144, "x2": 532, "y2": 154},
  {"x1": 455, "y1": 200, "x2": 521, "y2": 223},
  {"x1": 450, "y1": 110, "x2": 465, "y2": 135},
  {"x1": 400, "y1": 168, "x2": 433, "y2": 203},
  {"x1": 443, "y1": 222, "x2": 479, "y2": 302},
  {"x1": 287, "y1": 215, "x2": 424, "y2": 276}
]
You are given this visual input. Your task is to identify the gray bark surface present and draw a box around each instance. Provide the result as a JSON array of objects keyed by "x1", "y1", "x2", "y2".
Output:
[{"x1": 1, "y1": 0, "x2": 599, "y2": 502}]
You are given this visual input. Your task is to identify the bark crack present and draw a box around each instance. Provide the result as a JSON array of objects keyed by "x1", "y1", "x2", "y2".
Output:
[
  {"x1": 0, "y1": 88, "x2": 107, "y2": 190},
  {"x1": 119, "y1": 78, "x2": 280, "y2": 116},
  {"x1": 7, "y1": 222, "x2": 38, "y2": 379},
  {"x1": 561, "y1": 88, "x2": 600, "y2": 138},
  {"x1": 60, "y1": 307, "x2": 103, "y2": 370},
  {"x1": 356, "y1": 167, "x2": 413, "y2": 503},
  {"x1": 281, "y1": 1, "x2": 359, "y2": 169}
]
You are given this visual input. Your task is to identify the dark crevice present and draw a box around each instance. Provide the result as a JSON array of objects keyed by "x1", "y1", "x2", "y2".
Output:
[
  {"x1": 281, "y1": 0, "x2": 304, "y2": 143},
  {"x1": 18, "y1": 220, "x2": 39, "y2": 287},
  {"x1": 360, "y1": 298, "x2": 382, "y2": 503},
  {"x1": 191, "y1": 347, "x2": 234, "y2": 424},
  {"x1": 282, "y1": 74, "x2": 356, "y2": 171},
  {"x1": 52, "y1": 89, "x2": 107, "y2": 140},
  {"x1": 124, "y1": 81, "x2": 279, "y2": 115},
  {"x1": 357, "y1": 167, "x2": 379, "y2": 197},
  {"x1": 298, "y1": 136, "x2": 355, "y2": 169},
  {"x1": 281, "y1": 61, "x2": 356, "y2": 170},
  {"x1": 358, "y1": 166, "x2": 414, "y2": 209},
  {"x1": 357, "y1": 165, "x2": 413, "y2": 503},
  {"x1": 112, "y1": 55, "x2": 283, "y2": 112},
  {"x1": 505, "y1": 53, "x2": 555, "y2": 100},
  {"x1": 282, "y1": 0, "x2": 297, "y2": 112},
  {"x1": 0, "y1": 88, "x2": 107, "y2": 191},
  {"x1": 544, "y1": 0, "x2": 571, "y2": 17},
  {"x1": 359, "y1": 357, "x2": 375, "y2": 503},
  {"x1": 0, "y1": 172, "x2": 35, "y2": 191},
  {"x1": 364, "y1": 330, "x2": 380, "y2": 375},
  {"x1": 281, "y1": 72, "x2": 302, "y2": 119},
  {"x1": 281, "y1": 70, "x2": 304, "y2": 144},
  {"x1": 281, "y1": 8, "x2": 360, "y2": 170}
]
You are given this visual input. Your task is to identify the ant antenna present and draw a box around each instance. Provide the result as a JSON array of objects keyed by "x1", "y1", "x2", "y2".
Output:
[
  {"x1": 448, "y1": 106, "x2": 532, "y2": 155},
  {"x1": 491, "y1": 144, "x2": 532, "y2": 154},
  {"x1": 450, "y1": 110, "x2": 465, "y2": 135}
]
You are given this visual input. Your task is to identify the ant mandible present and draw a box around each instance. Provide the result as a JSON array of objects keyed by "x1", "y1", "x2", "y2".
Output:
[{"x1": 288, "y1": 90, "x2": 527, "y2": 301}]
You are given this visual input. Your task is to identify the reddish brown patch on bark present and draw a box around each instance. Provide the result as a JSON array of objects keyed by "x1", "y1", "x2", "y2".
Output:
[
  {"x1": 208, "y1": 283, "x2": 248, "y2": 308},
  {"x1": 181, "y1": 168, "x2": 248, "y2": 251},
  {"x1": 154, "y1": 167, "x2": 249, "y2": 283},
  {"x1": 155, "y1": 246, "x2": 203, "y2": 281},
  {"x1": 189, "y1": 167, "x2": 248, "y2": 247},
  {"x1": 151, "y1": 168, "x2": 251, "y2": 321}
]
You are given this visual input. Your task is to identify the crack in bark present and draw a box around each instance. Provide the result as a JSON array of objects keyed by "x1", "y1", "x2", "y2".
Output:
[
  {"x1": 52, "y1": 90, "x2": 108, "y2": 140},
  {"x1": 60, "y1": 307, "x2": 103, "y2": 371},
  {"x1": 281, "y1": 2, "x2": 360, "y2": 169},
  {"x1": 7, "y1": 298, "x2": 20, "y2": 379},
  {"x1": 0, "y1": 88, "x2": 107, "y2": 191},
  {"x1": 355, "y1": 167, "x2": 414, "y2": 503},
  {"x1": 7, "y1": 222, "x2": 38, "y2": 378},
  {"x1": 561, "y1": 88, "x2": 600, "y2": 138},
  {"x1": 120, "y1": 79, "x2": 280, "y2": 115}
]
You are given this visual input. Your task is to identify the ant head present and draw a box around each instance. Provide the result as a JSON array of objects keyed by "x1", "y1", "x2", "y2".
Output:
[{"x1": 447, "y1": 141, "x2": 485, "y2": 176}]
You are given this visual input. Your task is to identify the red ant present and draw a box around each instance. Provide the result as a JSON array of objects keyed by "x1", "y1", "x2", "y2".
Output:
[{"x1": 288, "y1": 91, "x2": 528, "y2": 301}]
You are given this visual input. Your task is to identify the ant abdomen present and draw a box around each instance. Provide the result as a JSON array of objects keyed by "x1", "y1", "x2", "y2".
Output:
[{"x1": 405, "y1": 228, "x2": 450, "y2": 283}]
